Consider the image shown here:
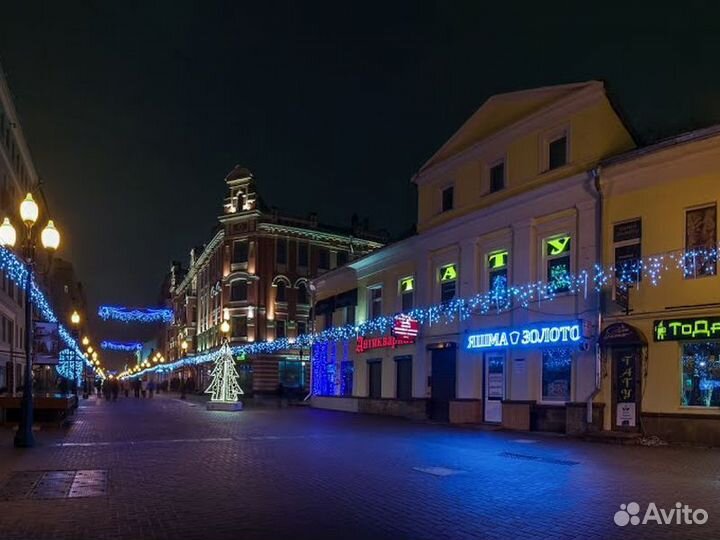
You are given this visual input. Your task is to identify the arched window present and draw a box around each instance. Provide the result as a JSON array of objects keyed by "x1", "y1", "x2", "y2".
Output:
[
  {"x1": 276, "y1": 282, "x2": 287, "y2": 302},
  {"x1": 297, "y1": 282, "x2": 308, "y2": 304}
]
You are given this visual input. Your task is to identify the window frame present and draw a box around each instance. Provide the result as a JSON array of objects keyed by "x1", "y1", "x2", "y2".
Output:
[
  {"x1": 368, "y1": 285, "x2": 383, "y2": 320},
  {"x1": 438, "y1": 263, "x2": 458, "y2": 303},
  {"x1": 398, "y1": 276, "x2": 414, "y2": 313},
  {"x1": 488, "y1": 159, "x2": 506, "y2": 194},
  {"x1": 540, "y1": 349, "x2": 573, "y2": 403},
  {"x1": 230, "y1": 280, "x2": 248, "y2": 302},
  {"x1": 543, "y1": 234, "x2": 573, "y2": 293},
  {"x1": 440, "y1": 184, "x2": 454, "y2": 213},
  {"x1": 684, "y1": 204, "x2": 717, "y2": 280}
]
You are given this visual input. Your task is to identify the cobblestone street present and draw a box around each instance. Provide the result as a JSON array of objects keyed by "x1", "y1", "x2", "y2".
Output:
[{"x1": 0, "y1": 395, "x2": 717, "y2": 539}]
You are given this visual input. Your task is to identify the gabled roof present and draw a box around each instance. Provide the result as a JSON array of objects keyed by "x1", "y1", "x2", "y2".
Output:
[{"x1": 418, "y1": 81, "x2": 604, "y2": 173}]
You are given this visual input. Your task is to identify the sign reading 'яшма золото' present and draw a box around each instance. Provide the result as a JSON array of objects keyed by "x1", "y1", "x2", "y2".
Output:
[
  {"x1": 653, "y1": 317, "x2": 720, "y2": 342},
  {"x1": 465, "y1": 320, "x2": 582, "y2": 351}
]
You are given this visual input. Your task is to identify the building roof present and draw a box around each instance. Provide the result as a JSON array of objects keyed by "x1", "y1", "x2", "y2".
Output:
[
  {"x1": 418, "y1": 81, "x2": 604, "y2": 174},
  {"x1": 225, "y1": 165, "x2": 253, "y2": 182}
]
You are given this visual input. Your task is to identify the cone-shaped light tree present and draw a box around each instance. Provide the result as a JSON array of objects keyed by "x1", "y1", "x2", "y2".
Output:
[{"x1": 205, "y1": 341, "x2": 243, "y2": 402}]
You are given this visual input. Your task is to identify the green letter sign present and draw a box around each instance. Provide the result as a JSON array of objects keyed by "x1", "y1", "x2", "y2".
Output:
[{"x1": 653, "y1": 317, "x2": 720, "y2": 342}]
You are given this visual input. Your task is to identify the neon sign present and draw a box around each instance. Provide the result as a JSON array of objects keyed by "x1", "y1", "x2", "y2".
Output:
[
  {"x1": 356, "y1": 335, "x2": 414, "y2": 353},
  {"x1": 487, "y1": 250, "x2": 508, "y2": 269},
  {"x1": 439, "y1": 264, "x2": 457, "y2": 282},
  {"x1": 466, "y1": 320, "x2": 583, "y2": 350},
  {"x1": 546, "y1": 236, "x2": 571, "y2": 256},
  {"x1": 654, "y1": 317, "x2": 720, "y2": 342},
  {"x1": 399, "y1": 277, "x2": 414, "y2": 293}
]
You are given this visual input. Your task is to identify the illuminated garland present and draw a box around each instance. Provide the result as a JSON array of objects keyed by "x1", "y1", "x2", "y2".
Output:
[
  {"x1": 125, "y1": 245, "x2": 720, "y2": 380},
  {"x1": 101, "y1": 340, "x2": 143, "y2": 352},
  {"x1": 98, "y1": 306, "x2": 174, "y2": 324},
  {"x1": 0, "y1": 247, "x2": 98, "y2": 379},
  {"x1": 57, "y1": 348, "x2": 84, "y2": 383}
]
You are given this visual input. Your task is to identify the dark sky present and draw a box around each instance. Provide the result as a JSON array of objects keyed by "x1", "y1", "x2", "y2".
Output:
[{"x1": 1, "y1": 3, "x2": 720, "y2": 341}]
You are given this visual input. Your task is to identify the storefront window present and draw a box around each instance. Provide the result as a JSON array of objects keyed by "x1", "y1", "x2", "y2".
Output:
[
  {"x1": 278, "y1": 360, "x2": 305, "y2": 388},
  {"x1": 681, "y1": 343, "x2": 720, "y2": 407},
  {"x1": 542, "y1": 348, "x2": 572, "y2": 402}
]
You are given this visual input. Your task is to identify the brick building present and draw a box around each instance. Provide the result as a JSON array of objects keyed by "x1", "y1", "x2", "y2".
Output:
[{"x1": 166, "y1": 166, "x2": 385, "y2": 396}]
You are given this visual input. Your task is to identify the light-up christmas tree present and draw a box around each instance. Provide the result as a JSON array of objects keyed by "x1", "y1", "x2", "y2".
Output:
[{"x1": 205, "y1": 341, "x2": 244, "y2": 410}]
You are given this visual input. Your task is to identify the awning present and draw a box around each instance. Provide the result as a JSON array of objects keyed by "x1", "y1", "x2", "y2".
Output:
[{"x1": 599, "y1": 323, "x2": 647, "y2": 347}]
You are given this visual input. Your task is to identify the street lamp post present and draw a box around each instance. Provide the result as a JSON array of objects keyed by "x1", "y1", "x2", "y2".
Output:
[
  {"x1": 0, "y1": 193, "x2": 61, "y2": 448},
  {"x1": 180, "y1": 339, "x2": 188, "y2": 399},
  {"x1": 70, "y1": 310, "x2": 80, "y2": 399}
]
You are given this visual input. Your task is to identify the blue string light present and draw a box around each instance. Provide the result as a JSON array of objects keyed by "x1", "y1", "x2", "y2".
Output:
[
  {"x1": 0, "y1": 247, "x2": 99, "y2": 379},
  {"x1": 100, "y1": 340, "x2": 143, "y2": 352},
  {"x1": 98, "y1": 306, "x2": 174, "y2": 324},
  {"x1": 124, "y1": 246, "x2": 720, "y2": 380}
]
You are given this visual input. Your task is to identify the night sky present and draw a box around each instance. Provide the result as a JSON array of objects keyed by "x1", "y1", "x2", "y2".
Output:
[{"x1": 1, "y1": 3, "x2": 719, "y2": 342}]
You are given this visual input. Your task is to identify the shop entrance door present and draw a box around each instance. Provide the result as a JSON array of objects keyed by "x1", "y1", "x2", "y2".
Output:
[
  {"x1": 429, "y1": 347, "x2": 456, "y2": 421},
  {"x1": 484, "y1": 354, "x2": 505, "y2": 423},
  {"x1": 612, "y1": 347, "x2": 642, "y2": 431}
]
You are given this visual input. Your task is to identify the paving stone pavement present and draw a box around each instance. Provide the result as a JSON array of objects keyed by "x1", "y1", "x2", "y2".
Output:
[{"x1": 0, "y1": 394, "x2": 718, "y2": 539}]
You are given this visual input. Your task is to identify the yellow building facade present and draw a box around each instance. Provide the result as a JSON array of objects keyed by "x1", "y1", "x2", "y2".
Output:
[{"x1": 599, "y1": 127, "x2": 720, "y2": 444}]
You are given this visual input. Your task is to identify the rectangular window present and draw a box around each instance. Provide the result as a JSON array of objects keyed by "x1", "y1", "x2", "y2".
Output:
[
  {"x1": 399, "y1": 276, "x2": 414, "y2": 312},
  {"x1": 278, "y1": 359, "x2": 304, "y2": 388},
  {"x1": 369, "y1": 287, "x2": 382, "y2": 319},
  {"x1": 275, "y1": 282, "x2": 287, "y2": 302},
  {"x1": 232, "y1": 240, "x2": 248, "y2": 264},
  {"x1": 489, "y1": 162, "x2": 505, "y2": 193},
  {"x1": 681, "y1": 342, "x2": 720, "y2": 407},
  {"x1": 297, "y1": 321, "x2": 307, "y2": 335},
  {"x1": 298, "y1": 243, "x2": 309, "y2": 267},
  {"x1": 368, "y1": 360, "x2": 382, "y2": 399},
  {"x1": 545, "y1": 236, "x2": 571, "y2": 293},
  {"x1": 345, "y1": 305, "x2": 355, "y2": 325},
  {"x1": 276, "y1": 239, "x2": 287, "y2": 265},
  {"x1": 323, "y1": 311, "x2": 332, "y2": 331},
  {"x1": 230, "y1": 280, "x2": 247, "y2": 301},
  {"x1": 395, "y1": 356, "x2": 412, "y2": 400},
  {"x1": 487, "y1": 250, "x2": 509, "y2": 291},
  {"x1": 439, "y1": 264, "x2": 457, "y2": 303},
  {"x1": 548, "y1": 135, "x2": 568, "y2": 170},
  {"x1": 232, "y1": 316, "x2": 247, "y2": 337},
  {"x1": 318, "y1": 249, "x2": 329, "y2": 270},
  {"x1": 542, "y1": 349, "x2": 572, "y2": 402},
  {"x1": 276, "y1": 320, "x2": 286, "y2": 339},
  {"x1": 614, "y1": 219, "x2": 642, "y2": 285},
  {"x1": 441, "y1": 185, "x2": 454, "y2": 212},
  {"x1": 296, "y1": 283, "x2": 308, "y2": 304},
  {"x1": 685, "y1": 205, "x2": 717, "y2": 278}
]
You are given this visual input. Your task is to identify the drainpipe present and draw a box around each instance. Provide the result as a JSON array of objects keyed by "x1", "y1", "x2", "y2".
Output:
[{"x1": 585, "y1": 166, "x2": 603, "y2": 426}]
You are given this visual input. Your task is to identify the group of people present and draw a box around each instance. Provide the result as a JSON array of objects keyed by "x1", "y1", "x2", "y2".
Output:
[{"x1": 93, "y1": 378, "x2": 161, "y2": 401}]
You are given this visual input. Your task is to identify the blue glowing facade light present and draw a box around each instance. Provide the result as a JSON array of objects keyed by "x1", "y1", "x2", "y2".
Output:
[
  {"x1": 465, "y1": 320, "x2": 583, "y2": 351},
  {"x1": 100, "y1": 340, "x2": 143, "y2": 352},
  {"x1": 97, "y1": 306, "x2": 174, "y2": 324}
]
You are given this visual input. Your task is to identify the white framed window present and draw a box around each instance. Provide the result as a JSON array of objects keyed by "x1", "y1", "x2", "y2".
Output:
[
  {"x1": 544, "y1": 235, "x2": 572, "y2": 292},
  {"x1": 541, "y1": 127, "x2": 570, "y2": 172},
  {"x1": 368, "y1": 286, "x2": 383, "y2": 319},
  {"x1": 398, "y1": 276, "x2": 414, "y2": 312},
  {"x1": 438, "y1": 263, "x2": 457, "y2": 303}
]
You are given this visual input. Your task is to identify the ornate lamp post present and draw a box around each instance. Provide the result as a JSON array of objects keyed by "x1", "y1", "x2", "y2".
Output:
[
  {"x1": 70, "y1": 310, "x2": 81, "y2": 398},
  {"x1": 180, "y1": 339, "x2": 188, "y2": 399},
  {"x1": 0, "y1": 193, "x2": 61, "y2": 448}
]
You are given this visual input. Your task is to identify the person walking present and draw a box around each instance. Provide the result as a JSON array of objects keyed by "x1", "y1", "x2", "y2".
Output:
[
  {"x1": 111, "y1": 378, "x2": 119, "y2": 401},
  {"x1": 122, "y1": 380, "x2": 129, "y2": 398},
  {"x1": 95, "y1": 378, "x2": 102, "y2": 398},
  {"x1": 140, "y1": 378, "x2": 147, "y2": 398},
  {"x1": 133, "y1": 378, "x2": 141, "y2": 398},
  {"x1": 148, "y1": 379, "x2": 155, "y2": 398}
]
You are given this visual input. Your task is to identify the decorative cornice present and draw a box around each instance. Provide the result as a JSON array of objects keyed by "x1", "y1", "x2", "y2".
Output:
[
  {"x1": 176, "y1": 230, "x2": 225, "y2": 293},
  {"x1": 257, "y1": 222, "x2": 383, "y2": 248}
]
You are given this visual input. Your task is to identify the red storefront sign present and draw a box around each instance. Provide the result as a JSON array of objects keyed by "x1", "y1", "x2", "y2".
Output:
[
  {"x1": 355, "y1": 335, "x2": 414, "y2": 353},
  {"x1": 393, "y1": 314, "x2": 419, "y2": 338}
]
